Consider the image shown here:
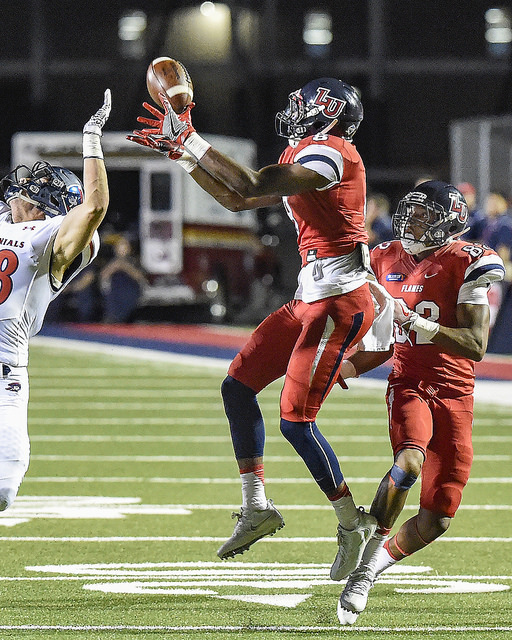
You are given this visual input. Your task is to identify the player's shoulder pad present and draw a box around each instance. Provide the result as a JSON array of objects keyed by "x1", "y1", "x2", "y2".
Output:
[
  {"x1": 294, "y1": 142, "x2": 343, "y2": 168},
  {"x1": 294, "y1": 141, "x2": 344, "y2": 189},
  {"x1": 459, "y1": 242, "x2": 506, "y2": 286},
  {"x1": 0, "y1": 201, "x2": 11, "y2": 222},
  {"x1": 371, "y1": 239, "x2": 401, "y2": 256}
]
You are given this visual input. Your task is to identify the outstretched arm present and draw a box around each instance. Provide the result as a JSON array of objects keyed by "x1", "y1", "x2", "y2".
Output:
[
  {"x1": 52, "y1": 90, "x2": 111, "y2": 283},
  {"x1": 187, "y1": 165, "x2": 282, "y2": 212},
  {"x1": 127, "y1": 96, "x2": 328, "y2": 210}
]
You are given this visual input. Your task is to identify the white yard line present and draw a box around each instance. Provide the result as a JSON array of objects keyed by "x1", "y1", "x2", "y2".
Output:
[
  {"x1": 0, "y1": 624, "x2": 511, "y2": 632},
  {"x1": 4, "y1": 498, "x2": 512, "y2": 511},
  {"x1": 1, "y1": 536, "x2": 511, "y2": 542},
  {"x1": 21, "y1": 476, "x2": 512, "y2": 484},
  {"x1": 28, "y1": 433, "x2": 512, "y2": 442},
  {"x1": 28, "y1": 454, "x2": 512, "y2": 462}
]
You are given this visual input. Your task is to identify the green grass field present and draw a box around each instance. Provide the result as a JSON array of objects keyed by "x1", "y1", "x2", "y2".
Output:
[{"x1": 0, "y1": 339, "x2": 510, "y2": 640}]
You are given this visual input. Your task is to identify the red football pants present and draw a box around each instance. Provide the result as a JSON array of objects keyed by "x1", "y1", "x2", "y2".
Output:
[
  {"x1": 228, "y1": 284, "x2": 373, "y2": 422},
  {"x1": 386, "y1": 381, "x2": 474, "y2": 518}
]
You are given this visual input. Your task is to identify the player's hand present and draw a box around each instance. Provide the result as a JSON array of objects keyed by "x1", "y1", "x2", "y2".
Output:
[
  {"x1": 136, "y1": 101, "x2": 165, "y2": 134},
  {"x1": 393, "y1": 298, "x2": 418, "y2": 327},
  {"x1": 337, "y1": 359, "x2": 357, "y2": 390},
  {"x1": 83, "y1": 89, "x2": 111, "y2": 136},
  {"x1": 136, "y1": 99, "x2": 195, "y2": 141},
  {"x1": 126, "y1": 131, "x2": 187, "y2": 160},
  {"x1": 157, "y1": 93, "x2": 195, "y2": 144},
  {"x1": 367, "y1": 280, "x2": 390, "y2": 317}
]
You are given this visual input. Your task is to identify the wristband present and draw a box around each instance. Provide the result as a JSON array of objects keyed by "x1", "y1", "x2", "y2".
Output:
[
  {"x1": 83, "y1": 133, "x2": 103, "y2": 159},
  {"x1": 176, "y1": 157, "x2": 198, "y2": 173},
  {"x1": 411, "y1": 316, "x2": 440, "y2": 341},
  {"x1": 184, "y1": 132, "x2": 211, "y2": 161},
  {"x1": 174, "y1": 147, "x2": 198, "y2": 173}
]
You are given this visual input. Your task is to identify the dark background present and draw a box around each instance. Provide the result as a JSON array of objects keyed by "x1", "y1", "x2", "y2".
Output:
[
  {"x1": 2, "y1": 0, "x2": 511, "y2": 199},
  {"x1": 3, "y1": 0, "x2": 512, "y2": 341}
]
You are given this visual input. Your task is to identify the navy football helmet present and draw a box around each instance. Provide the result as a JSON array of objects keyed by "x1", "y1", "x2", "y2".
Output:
[
  {"x1": 393, "y1": 180, "x2": 469, "y2": 254},
  {"x1": 0, "y1": 161, "x2": 84, "y2": 217},
  {"x1": 275, "y1": 78, "x2": 363, "y2": 142}
]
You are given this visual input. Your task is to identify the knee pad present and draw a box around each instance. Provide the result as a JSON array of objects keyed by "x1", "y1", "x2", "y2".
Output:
[
  {"x1": 221, "y1": 375, "x2": 256, "y2": 406},
  {"x1": 389, "y1": 464, "x2": 418, "y2": 490},
  {"x1": 279, "y1": 418, "x2": 297, "y2": 442}
]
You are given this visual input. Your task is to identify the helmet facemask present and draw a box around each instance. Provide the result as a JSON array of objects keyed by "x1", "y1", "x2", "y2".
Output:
[
  {"x1": 275, "y1": 91, "x2": 325, "y2": 143},
  {"x1": 393, "y1": 187, "x2": 468, "y2": 255},
  {"x1": 1, "y1": 161, "x2": 84, "y2": 217}
]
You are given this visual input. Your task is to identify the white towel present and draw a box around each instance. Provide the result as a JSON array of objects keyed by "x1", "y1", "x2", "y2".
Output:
[{"x1": 359, "y1": 279, "x2": 395, "y2": 351}]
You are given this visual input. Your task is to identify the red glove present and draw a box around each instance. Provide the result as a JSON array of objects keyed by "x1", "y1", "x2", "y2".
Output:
[
  {"x1": 135, "y1": 99, "x2": 195, "y2": 138},
  {"x1": 126, "y1": 131, "x2": 187, "y2": 160},
  {"x1": 136, "y1": 101, "x2": 165, "y2": 134}
]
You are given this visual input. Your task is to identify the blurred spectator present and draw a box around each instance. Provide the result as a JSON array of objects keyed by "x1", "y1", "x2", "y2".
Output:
[
  {"x1": 456, "y1": 182, "x2": 486, "y2": 241},
  {"x1": 99, "y1": 234, "x2": 147, "y2": 322},
  {"x1": 366, "y1": 192, "x2": 393, "y2": 248},
  {"x1": 65, "y1": 269, "x2": 100, "y2": 321},
  {"x1": 45, "y1": 262, "x2": 101, "y2": 323},
  {"x1": 480, "y1": 192, "x2": 512, "y2": 280}
]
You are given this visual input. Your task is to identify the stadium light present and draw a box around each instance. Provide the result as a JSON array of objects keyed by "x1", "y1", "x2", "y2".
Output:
[
  {"x1": 485, "y1": 7, "x2": 512, "y2": 57},
  {"x1": 303, "y1": 10, "x2": 332, "y2": 58}
]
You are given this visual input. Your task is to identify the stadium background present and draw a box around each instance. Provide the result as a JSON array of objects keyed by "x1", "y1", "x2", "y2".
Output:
[
  {"x1": 0, "y1": 5, "x2": 511, "y2": 636},
  {"x1": 1, "y1": 0, "x2": 512, "y2": 350}
]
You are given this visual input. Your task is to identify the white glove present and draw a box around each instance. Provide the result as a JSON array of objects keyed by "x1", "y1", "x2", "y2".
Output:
[
  {"x1": 158, "y1": 93, "x2": 189, "y2": 143},
  {"x1": 83, "y1": 89, "x2": 111, "y2": 159},
  {"x1": 394, "y1": 298, "x2": 440, "y2": 341},
  {"x1": 83, "y1": 89, "x2": 112, "y2": 136}
]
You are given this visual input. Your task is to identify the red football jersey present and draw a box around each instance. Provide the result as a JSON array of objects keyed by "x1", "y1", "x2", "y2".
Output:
[
  {"x1": 371, "y1": 240, "x2": 503, "y2": 394},
  {"x1": 279, "y1": 135, "x2": 368, "y2": 264}
]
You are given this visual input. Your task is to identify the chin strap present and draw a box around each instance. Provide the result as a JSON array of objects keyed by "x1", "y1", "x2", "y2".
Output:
[{"x1": 321, "y1": 119, "x2": 339, "y2": 136}]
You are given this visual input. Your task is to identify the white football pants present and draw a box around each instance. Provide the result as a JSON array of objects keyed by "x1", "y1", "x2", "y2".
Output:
[{"x1": 0, "y1": 365, "x2": 29, "y2": 510}]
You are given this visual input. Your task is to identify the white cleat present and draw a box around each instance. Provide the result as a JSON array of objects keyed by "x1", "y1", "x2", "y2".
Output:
[
  {"x1": 217, "y1": 499, "x2": 285, "y2": 559},
  {"x1": 330, "y1": 508, "x2": 377, "y2": 581},
  {"x1": 339, "y1": 563, "x2": 376, "y2": 614},
  {"x1": 337, "y1": 598, "x2": 359, "y2": 626}
]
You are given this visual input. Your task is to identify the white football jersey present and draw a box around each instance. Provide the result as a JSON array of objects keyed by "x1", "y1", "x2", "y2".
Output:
[{"x1": 0, "y1": 201, "x2": 99, "y2": 366}]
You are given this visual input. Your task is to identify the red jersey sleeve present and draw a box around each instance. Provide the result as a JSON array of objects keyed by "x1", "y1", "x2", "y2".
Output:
[{"x1": 370, "y1": 240, "x2": 504, "y2": 395}]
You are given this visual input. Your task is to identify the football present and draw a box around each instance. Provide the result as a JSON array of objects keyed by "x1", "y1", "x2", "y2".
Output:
[{"x1": 146, "y1": 57, "x2": 194, "y2": 113}]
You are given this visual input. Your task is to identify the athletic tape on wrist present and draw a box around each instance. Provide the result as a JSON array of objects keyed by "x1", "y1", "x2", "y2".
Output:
[
  {"x1": 184, "y1": 132, "x2": 211, "y2": 161},
  {"x1": 83, "y1": 133, "x2": 103, "y2": 159},
  {"x1": 176, "y1": 158, "x2": 197, "y2": 173},
  {"x1": 412, "y1": 315, "x2": 440, "y2": 341}
]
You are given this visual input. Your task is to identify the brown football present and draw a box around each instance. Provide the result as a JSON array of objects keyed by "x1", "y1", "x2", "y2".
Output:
[{"x1": 146, "y1": 57, "x2": 194, "y2": 113}]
